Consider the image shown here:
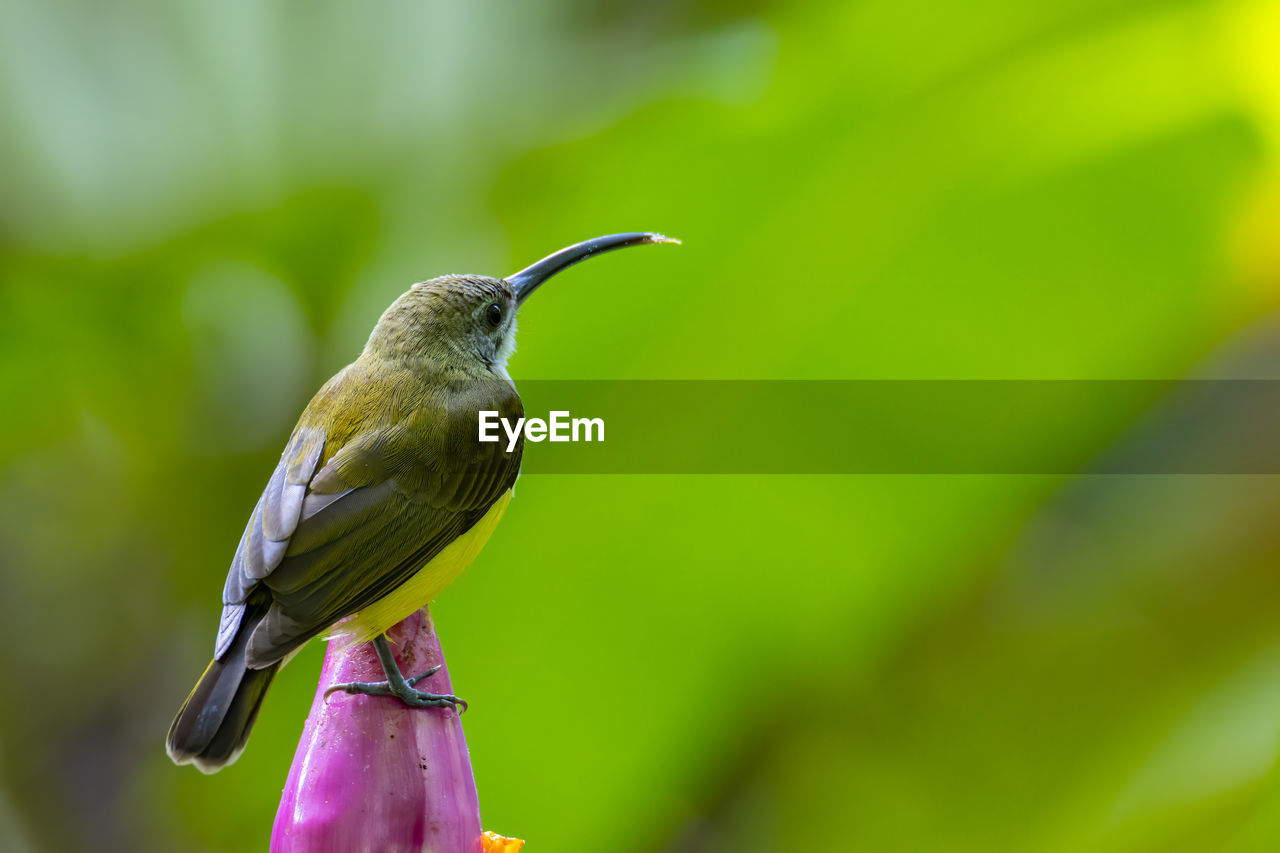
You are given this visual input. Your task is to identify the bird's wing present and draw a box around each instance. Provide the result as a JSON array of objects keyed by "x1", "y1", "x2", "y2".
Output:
[
  {"x1": 216, "y1": 380, "x2": 523, "y2": 667},
  {"x1": 215, "y1": 424, "x2": 324, "y2": 659}
]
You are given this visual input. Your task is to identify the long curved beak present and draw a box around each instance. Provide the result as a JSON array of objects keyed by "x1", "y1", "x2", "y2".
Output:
[{"x1": 507, "y1": 232, "x2": 680, "y2": 306}]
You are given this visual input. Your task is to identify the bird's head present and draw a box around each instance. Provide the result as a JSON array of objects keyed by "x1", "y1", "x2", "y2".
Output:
[{"x1": 365, "y1": 232, "x2": 678, "y2": 378}]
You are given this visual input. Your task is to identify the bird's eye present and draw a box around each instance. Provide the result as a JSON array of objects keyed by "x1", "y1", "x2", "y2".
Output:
[{"x1": 485, "y1": 303, "x2": 503, "y2": 327}]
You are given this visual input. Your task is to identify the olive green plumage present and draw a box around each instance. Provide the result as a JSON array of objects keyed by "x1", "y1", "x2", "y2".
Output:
[
  {"x1": 168, "y1": 275, "x2": 523, "y2": 773},
  {"x1": 166, "y1": 232, "x2": 674, "y2": 773}
]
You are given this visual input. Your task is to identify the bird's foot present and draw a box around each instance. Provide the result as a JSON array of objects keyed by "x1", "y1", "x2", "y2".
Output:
[{"x1": 324, "y1": 664, "x2": 467, "y2": 712}]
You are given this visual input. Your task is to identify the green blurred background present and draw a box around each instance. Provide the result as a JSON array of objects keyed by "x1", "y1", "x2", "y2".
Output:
[{"x1": 4, "y1": 0, "x2": 1280, "y2": 850}]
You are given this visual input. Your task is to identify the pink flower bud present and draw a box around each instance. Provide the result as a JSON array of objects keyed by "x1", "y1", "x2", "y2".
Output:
[{"x1": 271, "y1": 608, "x2": 488, "y2": 852}]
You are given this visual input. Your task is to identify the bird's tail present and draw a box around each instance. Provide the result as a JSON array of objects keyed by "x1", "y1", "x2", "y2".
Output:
[{"x1": 166, "y1": 606, "x2": 277, "y2": 774}]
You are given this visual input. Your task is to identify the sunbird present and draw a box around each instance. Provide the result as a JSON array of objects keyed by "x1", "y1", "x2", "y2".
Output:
[{"x1": 167, "y1": 232, "x2": 676, "y2": 772}]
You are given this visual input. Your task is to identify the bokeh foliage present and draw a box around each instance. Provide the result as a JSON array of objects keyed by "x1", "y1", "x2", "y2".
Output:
[{"x1": 4, "y1": 0, "x2": 1280, "y2": 850}]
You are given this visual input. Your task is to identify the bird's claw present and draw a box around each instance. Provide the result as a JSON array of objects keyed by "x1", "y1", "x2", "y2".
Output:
[
  {"x1": 324, "y1": 679, "x2": 392, "y2": 700},
  {"x1": 401, "y1": 689, "x2": 467, "y2": 713},
  {"x1": 406, "y1": 664, "x2": 443, "y2": 686},
  {"x1": 324, "y1": 663, "x2": 465, "y2": 712}
]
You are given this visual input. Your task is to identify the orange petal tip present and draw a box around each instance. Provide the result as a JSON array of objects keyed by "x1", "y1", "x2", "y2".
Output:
[{"x1": 481, "y1": 830, "x2": 525, "y2": 852}]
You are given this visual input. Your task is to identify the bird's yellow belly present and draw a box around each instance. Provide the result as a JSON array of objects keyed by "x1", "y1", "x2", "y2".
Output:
[{"x1": 331, "y1": 490, "x2": 512, "y2": 645}]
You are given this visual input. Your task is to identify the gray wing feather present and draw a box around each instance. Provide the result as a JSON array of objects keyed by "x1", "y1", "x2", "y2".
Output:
[
  {"x1": 267, "y1": 428, "x2": 323, "y2": 539},
  {"x1": 299, "y1": 487, "x2": 355, "y2": 522},
  {"x1": 216, "y1": 427, "x2": 326, "y2": 658},
  {"x1": 214, "y1": 603, "x2": 247, "y2": 660},
  {"x1": 245, "y1": 500, "x2": 270, "y2": 580}
]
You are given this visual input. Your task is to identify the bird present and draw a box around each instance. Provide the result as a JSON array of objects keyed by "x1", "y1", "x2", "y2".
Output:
[{"x1": 167, "y1": 232, "x2": 677, "y2": 773}]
